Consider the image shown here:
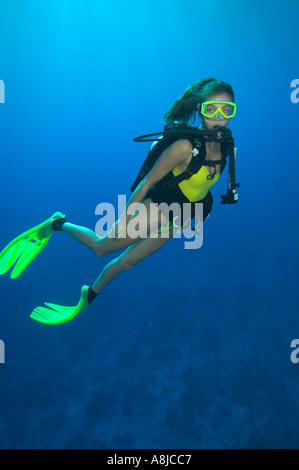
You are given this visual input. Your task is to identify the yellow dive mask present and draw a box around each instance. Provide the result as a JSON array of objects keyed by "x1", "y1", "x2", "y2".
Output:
[{"x1": 200, "y1": 100, "x2": 237, "y2": 121}]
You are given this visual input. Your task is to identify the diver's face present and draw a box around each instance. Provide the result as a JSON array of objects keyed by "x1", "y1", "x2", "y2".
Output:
[{"x1": 199, "y1": 92, "x2": 233, "y2": 130}]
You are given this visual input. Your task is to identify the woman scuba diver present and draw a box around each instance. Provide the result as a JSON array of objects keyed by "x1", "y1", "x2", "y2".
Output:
[{"x1": 0, "y1": 78, "x2": 238, "y2": 324}]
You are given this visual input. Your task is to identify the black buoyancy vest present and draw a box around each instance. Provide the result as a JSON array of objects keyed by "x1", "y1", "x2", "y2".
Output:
[{"x1": 130, "y1": 123, "x2": 230, "y2": 195}]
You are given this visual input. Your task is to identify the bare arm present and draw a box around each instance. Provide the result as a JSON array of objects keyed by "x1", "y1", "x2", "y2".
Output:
[{"x1": 120, "y1": 139, "x2": 193, "y2": 220}]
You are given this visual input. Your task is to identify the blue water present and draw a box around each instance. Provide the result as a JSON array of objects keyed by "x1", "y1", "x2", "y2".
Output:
[{"x1": 0, "y1": 0, "x2": 299, "y2": 449}]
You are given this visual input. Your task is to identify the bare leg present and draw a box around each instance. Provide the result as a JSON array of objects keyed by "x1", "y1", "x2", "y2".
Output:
[
  {"x1": 61, "y1": 223, "x2": 99, "y2": 253},
  {"x1": 91, "y1": 226, "x2": 173, "y2": 294},
  {"x1": 60, "y1": 197, "x2": 166, "y2": 257}
]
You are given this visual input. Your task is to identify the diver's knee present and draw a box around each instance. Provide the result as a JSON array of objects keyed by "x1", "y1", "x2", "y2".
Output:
[{"x1": 93, "y1": 239, "x2": 106, "y2": 257}]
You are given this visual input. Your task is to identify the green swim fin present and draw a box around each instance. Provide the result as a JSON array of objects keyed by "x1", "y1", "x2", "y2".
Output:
[
  {"x1": 0, "y1": 211, "x2": 65, "y2": 279},
  {"x1": 30, "y1": 285, "x2": 90, "y2": 325}
]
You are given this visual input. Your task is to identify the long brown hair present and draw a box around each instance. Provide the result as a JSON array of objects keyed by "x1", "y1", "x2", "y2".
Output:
[{"x1": 162, "y1": 78, "x2": 235, "y2": 125}]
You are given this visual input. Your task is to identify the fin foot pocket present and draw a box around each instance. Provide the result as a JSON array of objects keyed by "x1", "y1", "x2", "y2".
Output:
[{"x1": 30, "y1": 285, "x2": 90, "y2": 325}]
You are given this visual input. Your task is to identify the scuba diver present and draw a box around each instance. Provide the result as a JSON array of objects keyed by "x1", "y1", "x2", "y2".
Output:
[{"x1": 0, "y1": 77, "x2": 239, "y2": 324}]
